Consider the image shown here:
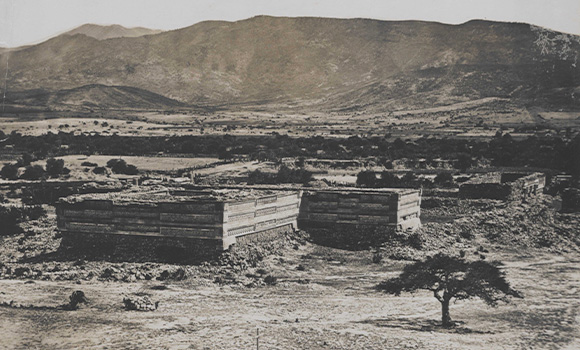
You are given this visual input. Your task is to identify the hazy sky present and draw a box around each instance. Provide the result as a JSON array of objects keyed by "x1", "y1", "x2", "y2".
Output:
[{"x1": 1, "y1": 0, "x2": 579, "y2": 47}]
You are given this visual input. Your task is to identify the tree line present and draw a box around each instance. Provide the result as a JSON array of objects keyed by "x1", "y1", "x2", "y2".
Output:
[{"x1": 1, "y1": 130, "x2": 579, "y2": 177}]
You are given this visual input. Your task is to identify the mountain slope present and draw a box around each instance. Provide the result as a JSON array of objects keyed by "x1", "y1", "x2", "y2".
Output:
[
  {"x1": 1, "y1": 16, "x2": 579, "y2": 111},
  {"x1": 64, "y1": 24, "x2": 163, "y2": 40},
  {"x1": 5, "y1": 84, "x2": 187, "y2": 110}
]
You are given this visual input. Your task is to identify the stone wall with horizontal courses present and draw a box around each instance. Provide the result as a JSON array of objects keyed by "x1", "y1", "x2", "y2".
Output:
[{"x1": 298, "y1": 189, "x2": 421, "y2": 233}]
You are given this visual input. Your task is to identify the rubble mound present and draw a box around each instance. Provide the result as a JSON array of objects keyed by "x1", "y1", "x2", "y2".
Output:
[
  {"x1": 123, "y1": 295, "x2": 159, "y2": 311},
  {"x1": 420, "y1": 194, "x2": 580, "y2": 252}
]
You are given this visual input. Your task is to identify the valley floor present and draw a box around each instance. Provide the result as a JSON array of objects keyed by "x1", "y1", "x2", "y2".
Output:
[{"x1": 1, "y1": 245, "x2": 579, "y2": 350}]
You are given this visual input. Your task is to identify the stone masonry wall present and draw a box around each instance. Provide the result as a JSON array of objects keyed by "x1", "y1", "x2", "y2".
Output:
[
  {"x1": 298, "y1": 189, "x2": 421, "y2": 232},
  {"x1": 459, "y1": 173, "x2": 545, "y2": 200}
]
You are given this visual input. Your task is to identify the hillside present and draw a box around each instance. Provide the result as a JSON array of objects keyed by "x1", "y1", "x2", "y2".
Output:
[
  {"x1": 64, "y1": 24, "x2": 163, "y2": 40},
  {"x1": 1, "y1": 16, "x2": 579, "y2": 112},
  {"x1": 4, "y1": 84, "x2": 187, "y2": 110}
]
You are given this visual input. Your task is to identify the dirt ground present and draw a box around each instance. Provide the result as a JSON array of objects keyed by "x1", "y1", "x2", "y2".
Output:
[
  {"x1": 0, "y1": 189, "x2": 578, "y2": 349},
  {"x1": 0, "y1": 243, "x2": 578, "y2": 350}
]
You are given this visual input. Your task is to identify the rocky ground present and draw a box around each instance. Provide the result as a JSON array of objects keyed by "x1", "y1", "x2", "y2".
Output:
[{"x1": 0, "y1": 193, "x2": 579, "y2": 349}]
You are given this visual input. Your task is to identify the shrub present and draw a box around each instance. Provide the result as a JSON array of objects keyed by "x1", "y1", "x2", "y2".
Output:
[
  {"x1": 124, "y1": 164, "x2": 139, "y2": 175},
  {"x1": 46, "y1": 158, "x2": 65, "y2": 177},
  {"x1": 264, "y1": 275, "x2": 278, "y2": 285},
  {"x1": 1, "y1": 163, "x2": 19, "y2": 180},
  {"x1": 0, "y1": 205, "x2": 46, "y2": 235},
  {"x1": 81, "y1": 161, "x2": 98, "y2": 167},
  {"x1": 21, "y1": 165, "x2": 46, "y2": 180},
  {"x1": 434, "y1": 172, "x2": 454, "y2": 187},
  {"x1": 407, "y1": 231, "x2": 425, "y2": 250},
  {"x1": 356, "y1": 170, "x2": 377, "y2": 187},
  {"x1": 19, "y1": 153, "x2": 33, "y2": 167},
  {"x1": 93, "y1": 166, "x2": 107, "y2": 175},
  {"x1": 106, "y1": 158, "x2": 139, "y2": 175}
]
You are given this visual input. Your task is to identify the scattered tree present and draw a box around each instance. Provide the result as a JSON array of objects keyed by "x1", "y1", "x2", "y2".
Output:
[
  {"x1": 1, "y1": 163, "x2": 19, "y2": 180},
  {"x1": 434, "y1": 172, "x2": 454, "y2": 187},
  {"x1": 106, "y1": 158, "x2": 139, "y2": 175},
  {"x1": 46, "y1": 158, "x2": 65, "y2": 177},
  {"x1": 21, "y1": 165, "x2": 46, "y2": 180},
  {"x1": 356, "y1": 170, "x2": 377, "y2": 187},
  {"x1": 93, "y1": 166, "x2": 107, "y2": 175},
  {"x1": 19, "y1": 152, "x2": 34, "y2": 167},
  {"x1": 377, "y1": 253, "x2": 522, "y2": 327}
]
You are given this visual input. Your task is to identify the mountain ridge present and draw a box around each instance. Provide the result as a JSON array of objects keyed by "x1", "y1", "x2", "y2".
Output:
[
  {"x1": 1, "y1": 16, "x2": 579, "y2": 112},
  {"x1": 63, "y1": 24, "x2": 163, "y2": 41}
]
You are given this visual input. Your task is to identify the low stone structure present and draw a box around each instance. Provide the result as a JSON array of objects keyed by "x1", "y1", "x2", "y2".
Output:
[
  {"x1": 298, "y1": 188, "x2": 422, "y2": 247},
  {"x1": 299, "y1": 188, "x2": 421, "y2": 232},
  {"x1": 56, "y1": 186, "x2": 423, "y2": 259},
  {"x1": 56, "y1": 188, "x2": 301, "y2": 261},
  {"x1": 459, "y1": 173, "x2": 545, "y2": 201}
]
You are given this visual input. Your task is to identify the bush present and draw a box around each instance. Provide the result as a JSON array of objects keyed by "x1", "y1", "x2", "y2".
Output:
[
  {"x1": 19, "y1": 153, "x2": 33, "y2": 167},
  {"x1": 356, "y1": 170, "x2": 377, "y2": 187},
  {"x1": 21, "y1": 165, "x2": 46, "y2": 180},
  {"x1": 81, "y1": 161, "x2": 98, "y2": 167},
  {"x1": 93, "y1": 166, "x2": 107, "y2": 175},
  {"x1": 46, "y1": 158, "x2": 65, "y2": 177},
  {"x1": 434, "y1": 172, "x2": 454, "y2": 187},
  {"x1": 125, "y1": 164, "x2": 139, "y2": 175},
  {"x1": 407, "y1": 231, "x2": 425, "y2": 250},
  {"x1": 0, "y1": 205, "x2": 46, "y2": 235},
  {"x1": 1, "y1": 163, "x2": 19, "y2": 180},
  {"x1": 106, "y1": 158, "x2": 139, "y2": 175},
  {"x1": 264, "y1": 275, "x2": 278, "y2": 285}
]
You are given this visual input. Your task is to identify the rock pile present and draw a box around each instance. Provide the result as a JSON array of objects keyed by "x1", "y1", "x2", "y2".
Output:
[
  {"x1": 123, "y1": 295, "x2": 159, "y2": 311},
  {"x1": 420, "y1": 194, "x2": 580, "y2": 252}
]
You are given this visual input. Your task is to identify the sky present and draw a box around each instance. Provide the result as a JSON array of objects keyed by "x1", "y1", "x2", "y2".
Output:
[{"x1": 1, "y1": 0, "x2": 580, "y2": 47}]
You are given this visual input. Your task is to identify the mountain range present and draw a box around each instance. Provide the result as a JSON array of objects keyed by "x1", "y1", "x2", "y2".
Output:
[{"x1": 1, "y1": 16, "x2": 579, "y2": 112}]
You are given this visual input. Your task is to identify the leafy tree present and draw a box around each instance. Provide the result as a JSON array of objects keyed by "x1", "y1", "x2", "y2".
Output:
[
  {"x1": 124, "y1": 164, "x2": 139, "y2": 175},
  {"x1": 217, "y1": 146, "x2": 233, "y2": 161},
  {"x1": 21, "y1": 165, "x2": 46, "y2": 180},
  {"x1": 19, "y1": 152, "x2": 34, "y2": 167},
  {"x1": 377, "y1": 253, "x2": 522, "y2": 327},
  {"x1": 379, "y1": 171, "x2": 399, "y2": 187},
  {"x1": 93, "y1": 166, "x2": 107, "y2": 175},
  {"x1": 46, "y1": 158, "x2": 65, "y2": 177},
  {"x1": 109, "y1": 159, "x2": 128, "y2": 174},
  {"x1": 1, "y1": 163, "x2": 19, "y2": 180},
  {"x1": 454, "y1": 153, "x2": 473, "y2": 171},
  {"x1": 434, "y1": 172, "x2": 454, "y2": 187},
  {"x1": 295, "y1": 157, "x2": 305, "y2": 169},
  {"x1": 106, "y1": 158, "x2": 138, "y2": 175},
  {"x1": 356, "y1": 170, "x2": 377, "y2": 187}
]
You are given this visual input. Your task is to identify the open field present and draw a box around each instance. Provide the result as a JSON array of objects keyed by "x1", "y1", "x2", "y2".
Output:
[
  {"x1": 3, "y1": 99, "x2": 579, "y2": 140},
  {"x1": 0, "y1": 246, "x2": 578, "y2": 350},
  {"x1": 54, "y1": 155, "x2": 220, "y2": 172}
]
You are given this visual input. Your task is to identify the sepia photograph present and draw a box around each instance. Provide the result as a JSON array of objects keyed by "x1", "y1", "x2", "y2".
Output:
[{"x1": 0, "y1": 0, "x2": 579, "y2": 349}]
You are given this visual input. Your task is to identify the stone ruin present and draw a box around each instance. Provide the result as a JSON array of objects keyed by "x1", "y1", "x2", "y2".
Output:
[
  {"x1": 56, "y1": 188, "x2": 301, "y2": 262},
  {"x1": 458, "y1": 173, "x2": 545, "y2": 201},
  {"x1": 56, "y1": 186, "x2": 423, "y2": 261}
]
